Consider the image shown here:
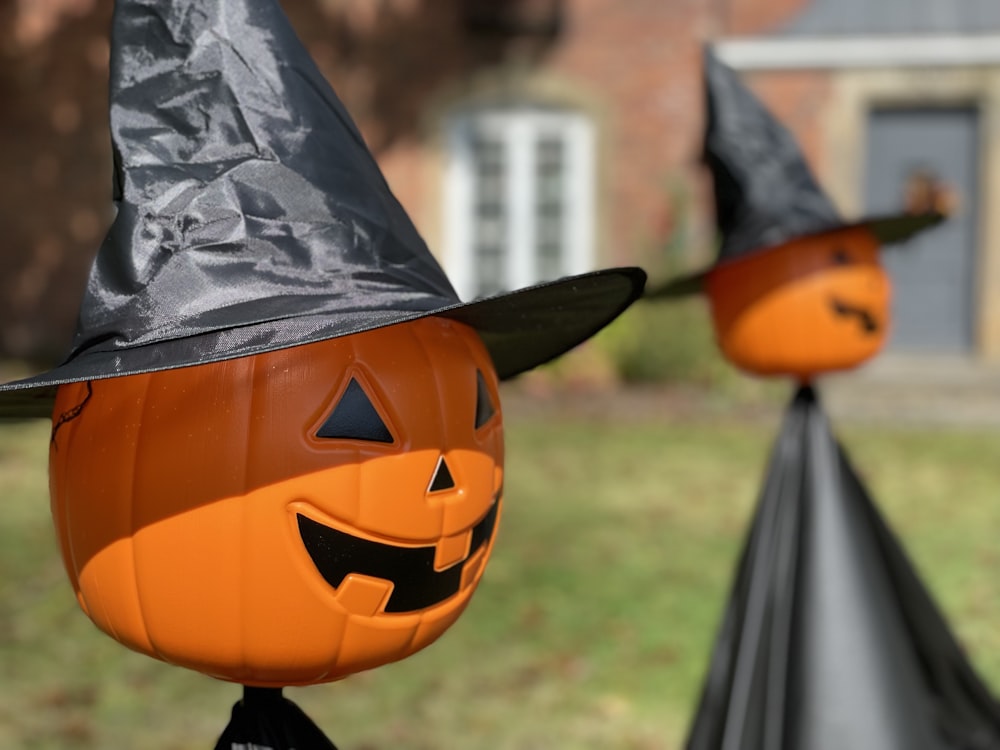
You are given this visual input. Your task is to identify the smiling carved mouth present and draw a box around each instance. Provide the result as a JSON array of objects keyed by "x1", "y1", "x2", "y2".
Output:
[
  {"x1": 297, "y1": 496, "x2": 500, "y2": 613},
  {"x1": 829, "y1": 298, "x2": 879, "y2": 334}
]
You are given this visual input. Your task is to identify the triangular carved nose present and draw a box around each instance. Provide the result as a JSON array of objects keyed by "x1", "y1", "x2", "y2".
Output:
[{"x1": 428, "y1": 456, "x2": 456, "y2": 493}]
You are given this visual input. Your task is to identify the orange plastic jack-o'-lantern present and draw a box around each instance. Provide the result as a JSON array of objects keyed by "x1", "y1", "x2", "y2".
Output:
[
  {"x1": 48, "y1": 317, "x2": 503, "y2": 687},
  {"x1": 705, "y1": 227, "x2": 891, "y2": 381}
]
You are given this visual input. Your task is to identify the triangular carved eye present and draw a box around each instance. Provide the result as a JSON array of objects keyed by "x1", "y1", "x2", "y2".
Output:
[
  {"x1": 428, "y1": 456, "x2": 456, "y2": 493},
  {"x1": 474, "y1": 370, "x2": 496, "y2": 429},
  {"x1": 832, "y1": 247, "x2": 852, "y2": 265},
  {"x1": 317, "y1": 378, "x2": 393, "y2": 443}
]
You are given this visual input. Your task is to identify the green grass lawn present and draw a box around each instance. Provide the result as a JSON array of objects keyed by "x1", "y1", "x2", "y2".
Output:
[{"x1": 2, "y1": 388, "x2": 1000, "y2": 749}]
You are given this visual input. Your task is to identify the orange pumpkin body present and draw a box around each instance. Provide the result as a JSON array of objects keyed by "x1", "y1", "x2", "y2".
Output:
[
  {"x1": 49, "y1": 318, "x2": 503, "y2": 686},
  {"x1": 705, "y1": 227, "x2": 891, "y2": 381}
]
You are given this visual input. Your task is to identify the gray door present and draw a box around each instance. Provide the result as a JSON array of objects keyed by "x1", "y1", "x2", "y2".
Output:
[{"x1": 864, "y1": 107, "x2": 979, "y2": 353}]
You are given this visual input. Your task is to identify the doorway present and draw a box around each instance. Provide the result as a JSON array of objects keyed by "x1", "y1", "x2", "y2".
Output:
[{"x1": 864, "y1": 106, "x2": 980, "y2": 354}]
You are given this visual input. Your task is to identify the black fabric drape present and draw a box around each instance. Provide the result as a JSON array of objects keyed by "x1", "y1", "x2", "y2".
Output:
[
  {"x1": 687, "y1": 386, "x2": 1000, "y2": 750},
  {"x1": 214, "y1": 687, "x2": 338, "y2": 750}
]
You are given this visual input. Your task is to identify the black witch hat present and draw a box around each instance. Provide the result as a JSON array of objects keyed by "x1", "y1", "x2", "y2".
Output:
[
  {"x1": 687, "y1": 386, "x2": 1000, "y2": 750},
  {"x1": 0, "y1": 0, "x2": 645, "y2": 419},
  {"x1": 649, "y1": 49, "x2": 941, "y2": 297}
]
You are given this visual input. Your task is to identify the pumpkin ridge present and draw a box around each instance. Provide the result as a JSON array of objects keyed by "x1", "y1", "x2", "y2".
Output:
[
  {"x1": 239, "y1": 349, "x2": 257, "y2": 677},
  {"x1": 412, "y1": 320, "x2": 449, "y2": 540},
  {"x1": 129, "y1": 373, "x2": 158, "y2": 658},
  {"x1": 49, "y1": 326, "x2": 505, "y2": 684}
]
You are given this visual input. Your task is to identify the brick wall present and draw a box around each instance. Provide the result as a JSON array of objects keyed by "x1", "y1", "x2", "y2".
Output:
[
  {"x1": 743, "y1": 69, "x2": 834, "y2": 180},
  {"x1": 366, "y1": 0, "x2": 725, "y2": 277},
  {"x1": 724, "y1": 0, "x2": 809, "y2": 35},
  {"x1": 0, "y1": 0, "x2": 815, "y2": 362},
  {"x1": 544, "y1": 0, "x2": 715, "y2": 268},
  {"x1": 0, "y1": 0, "x2": 112, "y2": 361},
  {"x1": 293, "y1": 0, "x2": 824, "y2": 282}
]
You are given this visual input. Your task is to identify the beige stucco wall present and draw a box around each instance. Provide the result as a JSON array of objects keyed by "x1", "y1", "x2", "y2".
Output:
[{"x1": 824, "y1": 66, "x2": 1000, "y2": 360}]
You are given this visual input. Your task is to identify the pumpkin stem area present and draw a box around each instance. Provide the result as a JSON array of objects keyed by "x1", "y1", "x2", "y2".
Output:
[{"x1": 214, "y1": 685, "x2": 339, "y2": 749}]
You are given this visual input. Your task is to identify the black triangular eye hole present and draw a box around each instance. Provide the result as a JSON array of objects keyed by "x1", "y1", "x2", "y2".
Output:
[
  {"x1": 428, "y1": 456, "x2": 456, "y2": 493},
  {"x1": 832, "y1": 247, "x2": 852, "y2": 265},
  {"x1": 474, "y1": 370, "x2": 496, "y2": 429},
  {"x1": 317, "y1": 378, "x2": 393, "y2": 443}
]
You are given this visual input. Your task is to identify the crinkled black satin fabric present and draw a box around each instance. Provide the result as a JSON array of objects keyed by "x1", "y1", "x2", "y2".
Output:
[
  {"x1": 686, "y1": 386, "x2": 1000, "y2": 750},
  {"x1": 82, "y1": 0, "x2": 458, "y2": 357},
  {"x1": 214, "y1": 687, "x2": 338, "y2": 750},
  {"x1": 702, "y1": 49, "x2": 843, "y2": 262},
  {"x1": 641, "y1": 50, "x2": 941, "y2": 298},
  {"x1": 0, "y1": 269, "x2": 645, "y2": 419},
  {"x1": 0, "y1": 0, "x2": 647, "y2": 417}
]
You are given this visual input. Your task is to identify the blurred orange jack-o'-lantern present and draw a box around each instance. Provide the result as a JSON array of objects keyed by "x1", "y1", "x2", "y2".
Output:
[
  {"x1": 705, "y1": 227, "x2": 890, "y2": 381},
  {"x1": 49, "y1": 317, "x2": 503, "y2": 687}
]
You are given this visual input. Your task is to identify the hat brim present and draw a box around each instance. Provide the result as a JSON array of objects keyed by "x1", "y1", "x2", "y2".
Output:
[
  {"x1": 0, "y1": 267, "x2": 646, "y2": 420},
  {"x1": 646, "y1": 212, "x2": 944, "y2": 299}
]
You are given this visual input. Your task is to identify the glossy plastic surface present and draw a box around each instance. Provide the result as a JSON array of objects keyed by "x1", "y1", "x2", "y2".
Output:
[
  {"x1": 49, "y1": 318, "x2": 504, "y2": 686},
  {"x1": 706, "y1": 227, "x2": 890, "y2": 381}
]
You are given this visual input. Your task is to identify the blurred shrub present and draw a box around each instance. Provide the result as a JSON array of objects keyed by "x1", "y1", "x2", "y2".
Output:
[
  {"x1": 586, "y1": 172, "x2": 735, "y2": 385},
  {"x1": 518, "y1": 172, "x2": 750, "y2": 389},
  {"x1": 594, "y1": 297, "x2": 734, "y2": 385}
]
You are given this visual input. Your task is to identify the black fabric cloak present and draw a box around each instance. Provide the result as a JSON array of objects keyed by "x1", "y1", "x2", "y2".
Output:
[
  {"x1": 687, "y1": 386, "x2": 1000, "y2": 750},
  {"x1": 214, "y1": 688, "x2": 338, "y2": 750}
]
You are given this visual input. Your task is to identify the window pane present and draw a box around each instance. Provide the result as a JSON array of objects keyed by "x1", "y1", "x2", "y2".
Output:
[
  {"x1": 534, "y1": 135, "x2": 564, "y2": 281},
  {"x1": 472, "y1": 134, "x2": 507, "y2": 297},
  {"x1": 445, "y1": 109, "x2": 592, "y2": 300}
]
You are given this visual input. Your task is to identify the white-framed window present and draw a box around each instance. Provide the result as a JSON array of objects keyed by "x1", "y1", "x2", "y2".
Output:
[{"x1": 443, "y1": 105, "x2": 596, "y2": 300}]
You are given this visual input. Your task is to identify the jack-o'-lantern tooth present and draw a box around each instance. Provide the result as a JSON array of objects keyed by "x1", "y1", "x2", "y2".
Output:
[
  {"x1": 434, "y1": 531, "x2": 471, "y2": 570},
  {"x1": 334, "y1": 574, "x2": 393, "y2": 617}
]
